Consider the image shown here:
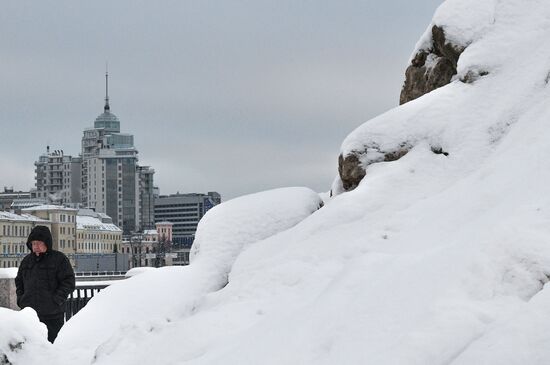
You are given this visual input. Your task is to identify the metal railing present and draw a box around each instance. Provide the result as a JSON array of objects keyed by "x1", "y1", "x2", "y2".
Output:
[
  {"x1": 65, "y1": 284, "x2": 109, "y2": 321},
  {"x1": 75, "y1": 271, "x2": 127, "y2": 277}
]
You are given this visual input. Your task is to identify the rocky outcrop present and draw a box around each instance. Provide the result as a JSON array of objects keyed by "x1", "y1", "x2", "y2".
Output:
[
  {"x1": 337, "y1": 26, "x2": 462, "y2": 193},
  {"x1": 400, "y1": 25, "x2": 465, "y2": 105},
  {"x1": 338, "y1": 154, "x2": 366, "y2": 191},
  {"x1": 338, "y1": 145, "x2": 411, "y2": 191},
  {"x1": 337, "y1": 142, "x2": 450, "y2": 192}
]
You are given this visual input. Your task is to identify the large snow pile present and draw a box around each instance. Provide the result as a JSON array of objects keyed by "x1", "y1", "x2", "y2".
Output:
[
  {"x1": 8, "y1": 0, "x2": 550, "y2": 363},
  {"x1": 51, "y1": 187, "x2": 322, "y2": 363},
  {"x1": 0, "y1": 308, "x2": 52, "y2": 364}
]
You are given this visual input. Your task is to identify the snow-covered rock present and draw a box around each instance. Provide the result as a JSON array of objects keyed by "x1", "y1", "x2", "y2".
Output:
[
  {"x1": 400, "y1": 0, "x2": 497, "y2": 105},
  {"x1": 336, "y1": 0, "x2": 550, "y2": 195}
]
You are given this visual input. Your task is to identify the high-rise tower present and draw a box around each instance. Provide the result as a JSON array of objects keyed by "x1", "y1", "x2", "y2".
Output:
[{"x1": 80, "y1": 72, "x2": 151, "y2": 234}]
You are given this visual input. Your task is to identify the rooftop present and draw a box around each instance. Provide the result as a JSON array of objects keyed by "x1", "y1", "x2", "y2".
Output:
[
  {"x1": 22, "y1": 205, "x2": 78, "y2": 212},
  {"x1": 0, "y1": 211, "x2": 50, "y2": 223},
  {"x1": 76, "y1": 216, "x2": 122, "y2": 232}
]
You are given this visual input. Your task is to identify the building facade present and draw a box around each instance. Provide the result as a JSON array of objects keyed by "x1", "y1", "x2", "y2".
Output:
[
  {"x1": 156, "y1": 221, "x2": 173, "y2": 243},
  {"x1": 76, "y1": 215, "x2": 122, "y2": 254},
  {"x1": 154, "y1": 192, "x2": 220, "y2": 246},
  {"x1": 34, "y1": 148, "x2": 82, "y2": 205},
  {"x1": 0, "y1": 212, "x2": 51, "y2": 268},
  {"x1": 21, "y1": 205, "x2": 77, "y2": 257},
  {"x1": 121, "y1": 222, "x2": 175, "y2": 268},
  {"x1": 138, "y1": 166, "x2": 155, "y2": 231},
  {"x1": 121, "y1": 232, "x2": 154, "y2": 268}
]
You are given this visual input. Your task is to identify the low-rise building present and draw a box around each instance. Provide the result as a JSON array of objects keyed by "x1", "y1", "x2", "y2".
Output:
[
  {"x1": 21, "y1": 205, "x2": 77, "y2": 257},
  {"x1": 0, "y1": 188, "x2": 31, "y2": 211},
  {"x1": 121, "y1": 222, "x2": 175, "y2": 268},
  {"x1": 76, "y1": 215, "x2": 122, "y2": 254},
  {"x1": 121, "y1": 230, "x2": 155, "y2": 268},
  {"x1": 156, "y1": 221, "x2": 173, "y2": 243},
  {"x1": 142, "y1": 228, "x2": 158, "y2": 243},
  {"x1": 0, "y1": 212, "x2": 51, "y2": 268}
]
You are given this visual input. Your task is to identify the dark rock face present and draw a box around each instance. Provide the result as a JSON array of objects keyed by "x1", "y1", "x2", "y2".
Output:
[
  {"x1": 338, "y1": 154, "x2": 366, "y2": 191},
  {"x1": 400, "y1": 25, "x2": 465, "y2": 105},
  {"x1": 430, "y1": 145, "x2": 449, "y2": 156},
  {"x1": 431, "y1": 25, "x2": 463, "y2": 64},
  {"x1": 337, "y1": 142, "x2": 451, "y2": 192},
  {"x1": 460, "y1": 69, "x2": 489, "y2": 84},
  {"x1": 383, "y1": 148, "x2": 409, "y2": 162},
  {"x1": 338, "y1": 146, "x2": 410, "y2": 192}
]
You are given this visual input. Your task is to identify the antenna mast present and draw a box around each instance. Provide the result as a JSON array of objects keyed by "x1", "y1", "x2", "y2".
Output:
[{"x1": 104, "y1": 63, "x2": 110, "y2": 112}]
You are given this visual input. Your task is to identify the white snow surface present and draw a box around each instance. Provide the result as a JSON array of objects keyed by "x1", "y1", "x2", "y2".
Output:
[
  {"x1": 5, "y1": 1, "x2": 550, "y2": 363},
  {"x1": 0, "y1": 308, "x2": 50, "y2": 364},
  {"x1": 0, "y1": 268, "x2": 18, "y2": 279},
  {"x1": 48, "y1": 187, "x2": 321, "y2": 363},
  {"x1": 124, "y1": 266, "x2": 157, "y2": 278},
  {"x1": 413, "y1": 0, "x2": 497, "y2": 55}
]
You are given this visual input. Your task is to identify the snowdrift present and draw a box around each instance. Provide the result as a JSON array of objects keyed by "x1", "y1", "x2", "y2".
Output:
[
  {"x1": 52, "y1": 187, "x2": 322, "y2": 363},
  {"x1": 0, "y1": 308, "x2": 50, "y2": 364}
]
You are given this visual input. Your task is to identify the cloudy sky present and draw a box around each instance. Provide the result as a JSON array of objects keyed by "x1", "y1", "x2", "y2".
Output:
[{"x1": 1, "y1": 0, "x2": 442, "y2": 200}]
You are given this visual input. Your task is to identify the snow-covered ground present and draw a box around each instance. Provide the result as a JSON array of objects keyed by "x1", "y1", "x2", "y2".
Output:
[{"x1": 4, "y1": 0, "x2": 550, "y2": 363}]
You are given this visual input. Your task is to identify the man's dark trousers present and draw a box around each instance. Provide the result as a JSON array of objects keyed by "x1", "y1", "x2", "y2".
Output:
[{"x1": 40, "y1": 315, "x2": 65, "y2": 343}]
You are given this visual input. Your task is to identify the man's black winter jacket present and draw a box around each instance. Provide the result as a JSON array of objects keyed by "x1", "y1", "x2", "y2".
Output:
[{"x1": 15, "y1": 250, "x2": 75, "y2": 319}]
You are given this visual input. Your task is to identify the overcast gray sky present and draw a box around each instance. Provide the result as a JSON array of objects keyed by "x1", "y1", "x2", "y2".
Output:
[{"x1": 1, "y1": 0, "x2": 442, "y2": 200}]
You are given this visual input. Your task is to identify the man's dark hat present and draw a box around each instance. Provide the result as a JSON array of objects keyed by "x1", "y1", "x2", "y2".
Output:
[{"x1": 26, "y1": 225, "x2": 53, "y2": 251}]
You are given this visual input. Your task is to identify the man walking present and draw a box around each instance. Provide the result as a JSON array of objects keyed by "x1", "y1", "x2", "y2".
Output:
[{"x1": 15, "y1": 225, "x2": 75, "y2": 343}]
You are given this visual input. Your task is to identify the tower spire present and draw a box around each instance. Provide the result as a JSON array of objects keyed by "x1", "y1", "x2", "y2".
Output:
[{"x1": 104, "y1": 64, "x2": 110, "y2": 113}]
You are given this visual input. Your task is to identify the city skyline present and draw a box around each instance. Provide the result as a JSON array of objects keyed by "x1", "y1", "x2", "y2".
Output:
[{"x1": 1, "y1": 0, "x2": 443, "y2": 200}]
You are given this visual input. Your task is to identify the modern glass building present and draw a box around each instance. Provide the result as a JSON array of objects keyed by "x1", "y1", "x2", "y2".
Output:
[{"x1": 154, "y1": 192, "x2": 221, "y2": 247}]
